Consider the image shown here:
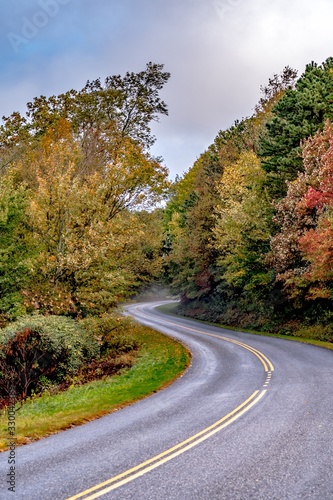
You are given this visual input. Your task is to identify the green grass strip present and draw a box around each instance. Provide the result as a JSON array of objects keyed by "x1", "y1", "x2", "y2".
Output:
[{"x1": 0, "y1": 324, "x2": 190, "y2": 451}]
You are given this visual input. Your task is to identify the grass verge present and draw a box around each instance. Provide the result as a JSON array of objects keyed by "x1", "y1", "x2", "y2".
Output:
[
  {"x1": 0, "y1": 323, "x2": 190, "y2": 451},
  {"x1": 157, "y1": 302, "x2": 333, "y2": 351}
]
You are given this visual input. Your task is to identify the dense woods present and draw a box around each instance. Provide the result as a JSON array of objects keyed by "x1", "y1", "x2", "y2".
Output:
[
  {"x1": 1, "y1": 57, "x2": 333, "y2": 404},
  {"x1": 0, "y1": 62, "x2": 170, "y2": 323},
  {"x1": 0, "y1": 63, "x2": 170, "y2": 404},
  {"x1": 165, "y1": 57, "x2": 333, "y2": 341}
]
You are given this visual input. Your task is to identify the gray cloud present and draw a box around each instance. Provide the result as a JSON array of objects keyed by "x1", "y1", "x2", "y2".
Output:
[{"x1": 1, "y1": 0, "x2": 333, "y2": 178}]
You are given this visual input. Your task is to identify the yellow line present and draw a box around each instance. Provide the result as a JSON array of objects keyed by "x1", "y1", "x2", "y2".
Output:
[
  {"x1": 67, "y1": 390, "x2": 266, "y2": 500},
  {"x1": 215, "y1": 336, "x2": 274, "y2": 373},
  {"x1": 133, "y1": 308, "x2": 275, "y2": 372},
  {"x1": 67, "y1": 392, "x2": 258, "y2": 499},
  {"x1": 67, "y1": 306, "x2": 274, "y2": 499}
]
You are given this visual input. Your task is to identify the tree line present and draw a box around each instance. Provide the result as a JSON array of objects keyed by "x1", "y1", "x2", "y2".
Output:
[
  {"x1": 0, "y1": 62, "x2": 170, "y2": 324},
  {"x1": 165, "y1": 58, "x2": 333, "y2": 340},
  {"x1": 2, "y1": 58, "x2": 333, "y2": 343},
  {"x1": 0, "y1": 62, "x2": 174, "y2": 404}
]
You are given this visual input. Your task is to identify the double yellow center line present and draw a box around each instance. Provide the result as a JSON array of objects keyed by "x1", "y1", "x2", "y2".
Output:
[
  {"x1": 131, "y1": 307, "x2": 275, "y2": 373},
  {"x1": 67, "y1": 308, "x2": 274, "y2": 499}
]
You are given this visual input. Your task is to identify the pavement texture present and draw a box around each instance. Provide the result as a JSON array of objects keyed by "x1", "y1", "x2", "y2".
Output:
[{"x1": 0, "y1": 301, "x2": 332, "y2": 500}]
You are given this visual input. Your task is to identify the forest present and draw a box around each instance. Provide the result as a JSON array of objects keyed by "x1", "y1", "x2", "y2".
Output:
[
  {"x1": 165, "y1": 57, "x2": 333, "y2": 341},
  {"x1": 1, "y1": 57, "x2": 333, "y2": 404},
  {"x1": 0, "y1": 62, "x2": 172, "y2": 404},
  {"x1": 0, "y1": 62, "x2": 170, "y2": 322}
]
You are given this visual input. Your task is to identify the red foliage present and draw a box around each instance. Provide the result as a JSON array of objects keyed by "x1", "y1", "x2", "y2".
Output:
[
  {"x1": 299, "y1": 219, "x2": 333, "y2": 283},
  {"x1": 296, "y1": 123, "x2": 333, "y2": 292},
  {"x1": 303, "y1": 186, "x2": 333, "y2": 210},
  {"x1": 268, "y1": 121, "x2": 333, "y2": 303}
]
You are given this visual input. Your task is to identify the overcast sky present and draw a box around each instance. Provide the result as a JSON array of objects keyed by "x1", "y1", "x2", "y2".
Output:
[{"x1": 1, "y1": 0, "x2": 333, "y2": 179}]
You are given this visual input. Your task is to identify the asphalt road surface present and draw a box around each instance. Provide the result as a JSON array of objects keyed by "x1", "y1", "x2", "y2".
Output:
[{"x1": 1, "y1": 301, "x2": 333, "y2": 499}]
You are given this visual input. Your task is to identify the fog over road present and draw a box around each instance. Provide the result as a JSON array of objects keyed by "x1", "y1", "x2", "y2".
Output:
[{"x1": 1, "y1": 301, "x2": 333, "y2": 499}]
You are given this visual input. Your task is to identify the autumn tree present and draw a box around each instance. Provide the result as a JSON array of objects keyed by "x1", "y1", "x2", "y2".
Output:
[
  {"x1": 268, "y1": 121, "x2": 333, "y2": 317},
  {"x1": 9, "y1": 118, "x2": 167, "y2": 315},
  {"x1": 0, "y1": 63, "x2": 170, "y2": 317},
  {"x1": 165, "y1": 66, "x2": 297, "y2": 323},
  {"x1": 0, "y1": 63, "x2": 170, "y2": 175},
  {"x1": 164, "y1": 117, "x2": 265, "y2": 317},
  {"x1": 214, "y1": 151, "x2": 272, "y2": 300},
  {"x1": 164, "y1": 144, "x2": 223, "y2": 306}
]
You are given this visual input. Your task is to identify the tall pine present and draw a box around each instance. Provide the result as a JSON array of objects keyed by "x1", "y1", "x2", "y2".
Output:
[{"x1": 259, "y1": 57, "x2": 333, "y2": 199}]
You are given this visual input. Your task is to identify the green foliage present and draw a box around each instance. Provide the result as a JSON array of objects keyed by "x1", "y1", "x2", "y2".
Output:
[
  {"x1": 213, "y1": 151, "x2": 275, "y2": 320},
  {"x1": 0, "y1": 177, "x2": 34, "y2": 322},
  {"x1": 80, "y1": 313, "x2": 140, "y2": 356},
  {"x1": 0, "y1": 63, "x2": 170, "y2": 317},
  {"x1": 290, "y1": 323, "x2": 333, "y2": 342},
  {"x1": 0, "y1": 315, "x2": 99, "y2": 405},
  {"x1": 165, "y1": 58, "x2": 333, "y2": 338},
  {"x1": 259, "y1": 57, "x2": 333, "y2": 198}
]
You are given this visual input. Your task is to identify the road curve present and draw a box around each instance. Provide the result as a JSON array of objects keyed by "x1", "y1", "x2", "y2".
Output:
[{"x1": 1, "y1": 301, "x2": 333, "y2": 499}]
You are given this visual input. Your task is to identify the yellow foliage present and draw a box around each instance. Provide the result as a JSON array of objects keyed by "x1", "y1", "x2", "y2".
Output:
[
  {"x1": 7, "y1": 119, "x2": 167, "y2": 313},
  {"x1": 213, "y1": 151, "x2": 271, "y2": 285}
]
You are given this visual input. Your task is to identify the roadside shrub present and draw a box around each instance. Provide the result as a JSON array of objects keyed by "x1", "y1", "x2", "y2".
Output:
[
  {"x1": 73, "y1": 313, "x2": 141, "y2": 383},
  {"x1": 80, "y1": 313, "x2": 141, "y2": 356},
  {"x1": 70, "y1": 352, "x2": 136, "y2": 386},
  {"x1": 294, "y1": 324, "x2": 333, "y2": 342},
  {"x1": 0, "y1": 315, "x2": 99, "y2": 406}
]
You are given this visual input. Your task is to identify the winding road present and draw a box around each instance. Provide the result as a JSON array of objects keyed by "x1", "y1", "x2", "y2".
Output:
[{"x1": 1, "y1": 301, "x2": 333, "y2": 499}]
